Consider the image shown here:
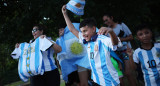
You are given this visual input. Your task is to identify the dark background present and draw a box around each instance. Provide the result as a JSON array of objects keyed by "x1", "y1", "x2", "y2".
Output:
[{"x1": 0, "y1": 0, "x2": 160, "y2": 85}]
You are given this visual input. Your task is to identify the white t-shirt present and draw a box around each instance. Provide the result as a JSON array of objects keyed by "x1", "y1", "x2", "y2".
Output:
[{"x1": 107, "y1": 23, "x2": 132, "y2": 51}]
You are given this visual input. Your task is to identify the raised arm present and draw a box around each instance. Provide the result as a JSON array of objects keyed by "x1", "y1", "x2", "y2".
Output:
[
  {"x1": 62, "y1": 5, "x2": 79, "y2": 38},
  {"x1": 126, "y1": 45, "x2": 137, "y2": 70},
  {"x1": 108, "y1": 29, "x2": 118, "y2": 45},
  {"x1": 51, "y1": 43, "x2": 62, "y2": 53},
  {"x1": 40, "y1": 35, "x2": 62, "y2": 53},
  {"x1": 120, "y1": 34, "x2": 133, "y2": 42},
  {"x1": 98, "y1": 27, "x2": 118, "y2": 45}
]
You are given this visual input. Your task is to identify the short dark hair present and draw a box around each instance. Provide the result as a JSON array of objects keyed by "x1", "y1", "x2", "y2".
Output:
[
  {"x1": 79, "y1": 18, "x2": 97, "y2": 28},
  {"x1": 103, "y1": 12, "x2": 122, "y2": 24},
  {"x1": 135, "y1": 24, "x2": 155, "y2": 42},
  {"x1": 33, "y1": 24, "x2": 47, "y2": 35},
  {"x1": 135, "y1": 24, "x2": 151, "y2": 34}
]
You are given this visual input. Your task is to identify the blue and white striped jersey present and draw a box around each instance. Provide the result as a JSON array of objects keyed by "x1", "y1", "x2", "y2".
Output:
[
  {"x1": 41, "y1": 37, "x2": 57, "y2": 72},
  {"x1": 79, "y1": 32, "x2": 120, "y2": 86},
  {"x1": 11, "y1": 37, "x2": 54, "y2": 82},
  {"x1": 133, "y1": 43, "x2": 160, "y2": 86}
]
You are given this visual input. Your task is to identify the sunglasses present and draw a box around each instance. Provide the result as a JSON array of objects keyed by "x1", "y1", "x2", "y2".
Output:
[{"x1": 32, "y1": 28, "x2": 39, "y2": 33}]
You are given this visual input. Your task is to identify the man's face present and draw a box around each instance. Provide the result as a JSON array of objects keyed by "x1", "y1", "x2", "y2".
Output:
[
  {"x1": 59, "y1": 28, "x2": 64, "y2": 36},
  {"x1": 80, "y1": 26, "x2": 96, "y2": 42}
]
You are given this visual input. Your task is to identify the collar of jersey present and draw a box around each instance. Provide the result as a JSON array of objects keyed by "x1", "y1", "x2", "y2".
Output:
[{"x1": 83, "y1": 34, "x2": 98, "y2": 44}]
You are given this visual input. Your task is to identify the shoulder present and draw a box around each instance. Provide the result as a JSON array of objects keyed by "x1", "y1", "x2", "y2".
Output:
[
  {"x1": 154, "y1": 42, "x2": 160, "y2": 48},
  {"x1": 97, "y1": 35, "x2": 109, "y2": 40},
  {"x1": 121, "y1": 22, "x2": 127, "y2": 26},
  {"x1": 46, "y1": 37, "x2": 52, "y2": 40},
  {"x1": 134, "y1": 48, "x2": 142, "y2": 55},
  {"x1": 97, "y1": 35, "x2": 111, "y2": 44},
  {"x1": 121, "y1": 22, "x2": 130, "y2": 29}
]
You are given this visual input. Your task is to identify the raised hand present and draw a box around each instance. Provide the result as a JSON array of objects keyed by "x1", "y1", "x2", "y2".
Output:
[
  {"x1": 126, "y1": 44, "x2": 133, "y2": 57},
  {"x1": 62, "y1": 5, "x2": 67, "y2": 15},
  {"x1": 15, "y1": 43, "x2": 20, "y2": 48},
  {"x1": 98, "y1": 27, "x2": 113, "y2": 35}
]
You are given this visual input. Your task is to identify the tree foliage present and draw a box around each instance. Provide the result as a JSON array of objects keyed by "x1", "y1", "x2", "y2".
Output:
[{"x1": 0, "y1": 0, "x2": 160, "y2": 85}]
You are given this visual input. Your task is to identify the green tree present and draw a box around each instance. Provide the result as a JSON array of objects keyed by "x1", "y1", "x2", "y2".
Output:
[{"x1": 0, "y1": 0, "x2": 160, "y2": 85}]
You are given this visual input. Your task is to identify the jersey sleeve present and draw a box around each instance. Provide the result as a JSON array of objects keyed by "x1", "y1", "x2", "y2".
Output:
[
  {"x1": 78, "y1": 32, "x2": 83, "y2": 43},
  {"x1": 155, "y1": 43, "x2": 160, "y2": 48},
  {"x1": 133, "y1": 50, "x2": 139, "y2": 64},
  {"x1": 121, "y1": 23, "x2": 132, "y2": 36},
  {"x1": 11, "y1": 45, "x2": 21, "y2": 59},
  {"x1": 102, "y1": 36, "x2": 117, "y2": 51},
  {"x1": 39, "y1": 37, "x2": 53, "y2": 51}
]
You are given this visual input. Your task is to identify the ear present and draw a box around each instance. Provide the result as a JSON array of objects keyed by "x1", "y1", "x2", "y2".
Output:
[{"x1": 93, "y1": 26, "x2": 96, "y2": 33}]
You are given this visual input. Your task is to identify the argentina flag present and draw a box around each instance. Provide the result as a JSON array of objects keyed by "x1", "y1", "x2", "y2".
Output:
[
  {"x1": 56, "y1": 23, "x2": 90, "y2": 82},
  {"x1": 66, "y1": 0, "x2": 85, "y2": 15}
]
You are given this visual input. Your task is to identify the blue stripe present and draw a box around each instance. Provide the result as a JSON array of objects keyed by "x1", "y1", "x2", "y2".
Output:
[
  {"x1": 110, "y1": 50, "x2": 123, "y2": 63},
  {"x1": 98, "y1": 35, "x2": 106, "y2": 39},
  {"x1": 156, "y1": 48, "x2": 160, "y2": 62},
  {"x1": 146, "y1": 50, "x2": 160, "y2": 85},
  {"x1": 67, "y1": 4, "x2": 83, "y2": 15},
  {"x1": 42, "y1": 60, "x2": 45, "y2": 71},
  {"x1": 73, "y1": 0, "x2": 85, "y2": 5},
  {"x1": 90, "y1": 42, "x2": 100, "y2": 84},
  {"x1": 67, "y1": 3, "x2": 83, "y2": 12},
  {"x1": 47, "y1": 48, "x2": 56, "y2": 70},
  {"x1": 155, "y1": 48, "x2": 160, "y2": 85},
  {"x1": 138, "y1": 51, "x2": 151, "y2": 86},
  {"x1": 100, "y1": 41, "x2": 118, "y2": 85},
  {"x1": 20, "y1": 43, "x2": 28, "y2": 79},
  {"x1": 35, "y1": 38, "x2": 40, "y2": 73}
]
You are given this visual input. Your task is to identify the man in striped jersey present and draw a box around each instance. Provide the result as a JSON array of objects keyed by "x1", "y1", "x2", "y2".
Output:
[{"x1": 62, "y1": 5, "x2": 120, "y2": 86}]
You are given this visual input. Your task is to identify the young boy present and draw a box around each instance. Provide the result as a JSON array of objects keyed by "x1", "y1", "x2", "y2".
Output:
[
  {"x1": 126, "y1": 24, "x2": 160, "y2": 86},
  {"x1": 62, "y1": 5, "x2": 120, "y2": 86}
]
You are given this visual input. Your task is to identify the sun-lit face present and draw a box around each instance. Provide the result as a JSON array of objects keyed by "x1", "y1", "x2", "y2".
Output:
[
  {"x1": 103, "y1": 15, "x2": 114, "y2": 27},
  {"x1": 59, "y1": 28, "x2": 65, "y2": 36},
  {"x1": 80, "y1": 25, "x2": 96, "y2": 42},
  {"x1": 32, "y1": 26, "x2": 43, "y2": 39},
  {"x1": 136, "y1": 28, "x2": 152, "y2": 44}
]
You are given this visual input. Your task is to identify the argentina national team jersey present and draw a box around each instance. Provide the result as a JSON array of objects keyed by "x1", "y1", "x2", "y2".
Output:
[
  {"x1": 133, "y1": 43, "x2": 160, "y2": 86},
  {"x1": 41, "y1": 37, "x2": 57, "y2": 72},
  {"x1": 11, "y1": 37, "x2": 53, "y2": 82},
  {"x1": 79, "y1": 32, "x2": 120, "y2": 86}
]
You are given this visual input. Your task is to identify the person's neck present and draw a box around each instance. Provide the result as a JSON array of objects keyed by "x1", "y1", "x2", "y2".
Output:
[
  {"x1": 92, "y1": 32, "x2": 97, "y2": 36},
  {"x1": 110, "y1": 22, "x2": 118, "y2": 29},
  {"x1": 141, "y1": 42, "x2": 153, "y2": 50}
]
